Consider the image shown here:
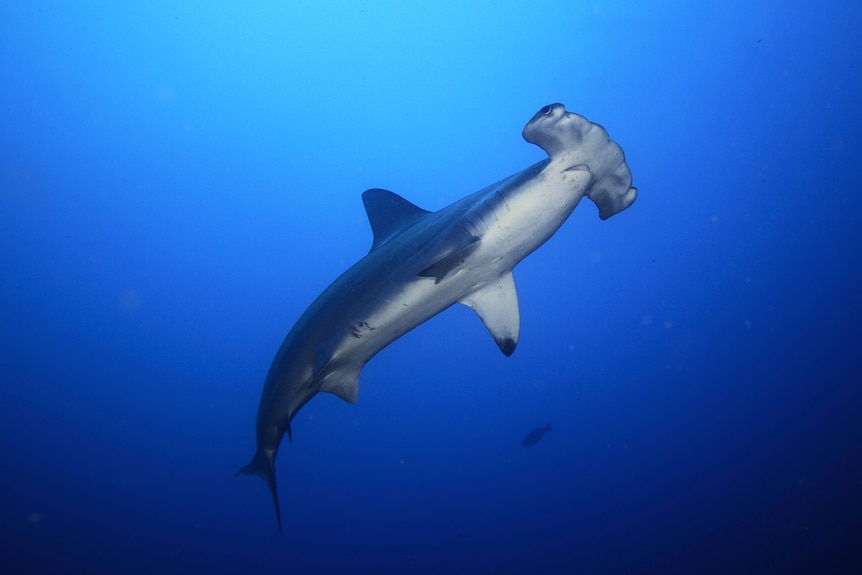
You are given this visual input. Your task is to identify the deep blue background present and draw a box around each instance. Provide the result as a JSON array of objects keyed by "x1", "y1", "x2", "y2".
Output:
[{"x1": 2, "y1": 2, "x2": 860, "y2": 573}]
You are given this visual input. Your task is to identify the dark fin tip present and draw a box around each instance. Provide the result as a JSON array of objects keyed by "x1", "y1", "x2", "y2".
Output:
[{"x1": 499, "y1": 337, "x2": 517, "y2": 357}]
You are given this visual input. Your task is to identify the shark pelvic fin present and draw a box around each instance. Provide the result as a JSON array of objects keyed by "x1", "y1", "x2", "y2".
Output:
[
  {"x1": 459, "y1": 271, "x2": 521, "y2": 356},
  {"x1": 237, "y1": 449, "x2": 282, "y2": 533},
  {"x1": 362, "y1": 188, "x2": 430, "y2": 251},
  {"x1": 319, "y1": 369, "x2": 360, "y2": 404}
]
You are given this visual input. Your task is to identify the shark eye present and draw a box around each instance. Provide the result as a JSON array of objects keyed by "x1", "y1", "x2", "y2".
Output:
[{"x1": 540, "y1": 105, "x2": 552, "y2": 116}]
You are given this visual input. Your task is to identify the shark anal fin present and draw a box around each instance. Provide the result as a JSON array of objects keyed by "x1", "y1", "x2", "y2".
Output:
[
  {"x1": 459, "y1": 272, "x2": 521, "y2": 356},
  {"x1": 362, "y1": 189, "x2": 430, "y2": 251}
]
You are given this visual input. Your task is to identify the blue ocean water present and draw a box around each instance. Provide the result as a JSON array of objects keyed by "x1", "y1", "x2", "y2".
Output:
[{"x1": 1, "y1": 1, "x2": 860, "y2": 573}]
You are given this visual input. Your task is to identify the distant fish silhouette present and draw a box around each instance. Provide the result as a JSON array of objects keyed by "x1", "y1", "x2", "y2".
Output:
[{"x1": 522, "y1": 424, "x2": 553, "y2": 447}]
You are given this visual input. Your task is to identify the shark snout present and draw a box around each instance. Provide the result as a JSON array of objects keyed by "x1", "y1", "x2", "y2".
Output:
[
  {"x1": 523, "y1": 103, "x2": 575, "y2": 156},
  {"x1": 528, "y1": 103, "x2": 565, "y2": 127}
]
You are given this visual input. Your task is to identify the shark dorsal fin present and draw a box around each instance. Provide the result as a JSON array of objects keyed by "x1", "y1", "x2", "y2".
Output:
[{"x1": 362, "y1": 188, "x2": 430, "y2": 251}]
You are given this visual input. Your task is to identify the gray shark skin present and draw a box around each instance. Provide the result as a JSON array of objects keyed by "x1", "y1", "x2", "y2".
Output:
[{"x1": 239, "y1": 104, "x2": 637, "y2": 531}]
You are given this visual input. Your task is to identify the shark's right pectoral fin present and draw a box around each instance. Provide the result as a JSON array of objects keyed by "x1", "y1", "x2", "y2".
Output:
[{"x1": 459, "y1": 271, "x2": 521, "y2": 356}]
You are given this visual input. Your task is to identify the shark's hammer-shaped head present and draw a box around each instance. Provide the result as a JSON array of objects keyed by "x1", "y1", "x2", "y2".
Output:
[{"x1": 523, "y1": 103, "x2": 637, "y2": 219}]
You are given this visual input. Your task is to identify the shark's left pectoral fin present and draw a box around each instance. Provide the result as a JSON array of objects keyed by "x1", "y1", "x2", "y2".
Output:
[
  {"x1": 460, "y1": 272, "x2": 521, "y2": 356},
  {"x1": 418, "y1": 237, "x2": 481, "y2": 284}
]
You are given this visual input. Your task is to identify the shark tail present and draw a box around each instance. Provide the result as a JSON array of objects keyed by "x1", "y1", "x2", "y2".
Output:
[{"x1": 237, "y1": 449, "x2": 282, "y2": 533}]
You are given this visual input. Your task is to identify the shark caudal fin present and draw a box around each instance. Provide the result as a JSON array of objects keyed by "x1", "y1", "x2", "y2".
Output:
[{"x1": 237, "y1": 449, "x2": 282, "y2": 533}]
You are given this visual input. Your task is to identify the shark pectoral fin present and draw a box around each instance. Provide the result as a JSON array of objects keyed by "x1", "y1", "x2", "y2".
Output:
[
  {"x1": 362, "y1": 188, "x2": 431, "y2": 251},
  {"x1": 319, "y1": 369, "x2": 360, "y2": 404},
  {"x1": 459, "y1": 272, "x2": 521, "y2": 356},
  {"x1": 418, "y1": 238, "x2": 481, "y2": 283}
]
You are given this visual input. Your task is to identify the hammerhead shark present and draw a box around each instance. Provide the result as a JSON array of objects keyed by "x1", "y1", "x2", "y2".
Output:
[{"x1": 239, "y1": 104, "x2": 637, "y2": 531}]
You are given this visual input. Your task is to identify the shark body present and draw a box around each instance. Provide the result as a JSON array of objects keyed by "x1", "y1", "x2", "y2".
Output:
[{"x1": 240, "y1": 104, "x2": 637, "y2": 531}]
